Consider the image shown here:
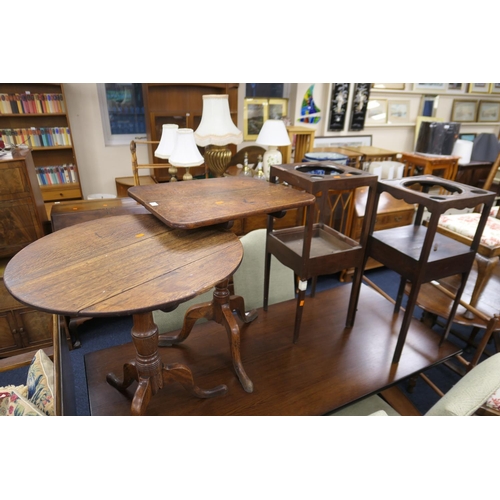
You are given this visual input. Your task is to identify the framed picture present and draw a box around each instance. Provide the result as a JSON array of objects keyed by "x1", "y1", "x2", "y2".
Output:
[
  {"x1": 477, "y1": 101, "x2": 500, "y2": 122},
  {"x1": 490, "y1": 83, "x2": 500, "y2": 94},
  {"x1": 349, "y1": 83, "x2": 371, "y2": 131},
  {"x1": 314, "y1": 135, "x2": 372, "y2": 148},
  {"x1": 268, "y1": 98, "x2": 288, "y2": 120},
  {"x1": 447, "y1": 83, "x2": 466, "y2": 93},
  {"x1": 365, "y1": 98, "x2": 387, "y2": 125},
  {"x1": 469, "y1": 83, "x2": 490, "y2": 94},
  {"x1": 419, "y1": 95, "x2": 439, "y2": 117},
  {"x1": 371, "y1": 83, "x2": 405, "y2": 90},
  {"x1": 387, "y1": 99, "x2": 411, "y2": 124},
  {"x1": 243, "y1": 98, "x2": 268, "y2": 140},
  {"x1": 328, "y1": 83, "x2": 350, "y2": 131},
  {"x1": 458, "y1": 133, "x2": 476, "y2": 142},
  {"x1": 451, "y1": 100, "x2": 478, "y2": 122},
  {"x1": 413, "y1": 83, "x2": 446, "y2": 91}
]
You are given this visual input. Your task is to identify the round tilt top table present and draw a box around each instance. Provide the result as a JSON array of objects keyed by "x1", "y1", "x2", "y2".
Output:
[{"x1": 4, "y1": 214, "x2": 243, "y2": 415}]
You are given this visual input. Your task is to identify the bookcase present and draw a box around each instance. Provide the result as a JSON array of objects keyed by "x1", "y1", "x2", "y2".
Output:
[
  {"x1": 0, "y1": 83, "x2": 83, "y2": 204},
  {"x1": 142, "y1": 83, "x2": 239, "y2": 182}
]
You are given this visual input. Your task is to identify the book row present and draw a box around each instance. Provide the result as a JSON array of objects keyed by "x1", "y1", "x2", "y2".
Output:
[
  {"x1": 35, "y1": 165, "x2": 78, "y2": 185},
  {"x1": 0, "y1": 93, "x2": 66, "y2": 114},
  {"x1": 1, "y1": 127, "x2": 72, "y2": 147}
]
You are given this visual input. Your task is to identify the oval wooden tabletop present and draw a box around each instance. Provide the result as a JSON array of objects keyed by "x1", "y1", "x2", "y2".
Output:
[
  {"x1": 128, "y1": 177, "x2": 316, "y2": 229},
  {"x1": 4, "y1": 214, "x2": 243, "y2": 317}
]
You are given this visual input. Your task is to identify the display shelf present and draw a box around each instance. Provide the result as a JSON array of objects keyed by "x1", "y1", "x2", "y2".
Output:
[{"x1": 0, "y1": 83, "x2": 83, "y2": 204}]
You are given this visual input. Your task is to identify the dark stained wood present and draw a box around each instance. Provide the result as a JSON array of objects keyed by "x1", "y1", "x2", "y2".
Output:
[
  {"x1": 85, "y1": 284, "x2": 462, "y2": 416},
  {"x1": 366, "y1": 175, "x2": 496, "y2": 363},
  {"x1": 128, "y1": 177, "x2": 315, "y2": 229},
  {"x1": 265, "y1": 163, "x2": 379, "y2": 341}
]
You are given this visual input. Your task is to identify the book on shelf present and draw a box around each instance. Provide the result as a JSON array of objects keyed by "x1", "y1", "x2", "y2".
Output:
[
  {"x1": 0, "y1": 127, "x2": 72, "y2": 147},
  {"x1": 0, "y1": 92, "x2": 66, "y2": 114},
  {"x1": 35, "y1": 164, "x2": 78, "y2": 186}
]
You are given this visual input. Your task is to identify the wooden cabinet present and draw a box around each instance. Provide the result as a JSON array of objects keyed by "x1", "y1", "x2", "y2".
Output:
[
  {"x1": 0, "y1": 83, "x2": 83, "y2": 204},
  {"x1": 142, "y1": 83, "x2": 239, "y2": 182},
  {"x1": 1, "y1": 258, "x2": 53, "y2": 357},
  {"x1": 0, "y1": 149, "x2": 50, "y2": 257}
]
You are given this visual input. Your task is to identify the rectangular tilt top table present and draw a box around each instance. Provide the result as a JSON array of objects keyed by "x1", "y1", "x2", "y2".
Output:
[{"x1": 128, "y1": 176, "x2": 316, "y2": 229}]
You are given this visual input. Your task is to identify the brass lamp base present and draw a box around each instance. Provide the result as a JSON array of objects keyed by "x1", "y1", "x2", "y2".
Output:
[{"x1": 204, "y1": 145, "x2": 232, "y2": 177}]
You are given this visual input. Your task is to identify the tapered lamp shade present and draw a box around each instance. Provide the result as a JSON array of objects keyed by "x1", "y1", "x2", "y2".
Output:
[
  {"x1": 168, "y1": 129, "x2": 204, "y2": 167},
  {"x1": 256, "y1": 120, "x2": 291, "y2": 180},
  {"x1": 154, "y1": 124, "x2": 178, "y2": 159},
  {"x1": 194, "y1": 95, "x2": 243, "y2": 146},
  {"x1": 256, "y1": 120, "x2": 291, "y2": 147}
]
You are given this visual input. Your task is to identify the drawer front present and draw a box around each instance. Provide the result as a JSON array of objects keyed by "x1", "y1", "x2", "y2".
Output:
[
  {"x1": 374, "y1": 210, "x2": 414, "y2": 231},
  {"x1": 42, "y1": 187, "x2": 82, "y2": 201}
]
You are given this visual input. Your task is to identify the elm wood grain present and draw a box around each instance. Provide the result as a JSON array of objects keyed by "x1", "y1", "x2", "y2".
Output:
[
  {"x1": 4, "y1": 214, "x2": 244, "y2": 415},
  {"x1": 366, "y1": 175, "x2": 496, "y2": 364},
  {"x1": 85, "y1": 284, "x2": 461, "y2": 416},
  {"x1": 128, "y1": 176, "x2": 315, "y2": 230}
]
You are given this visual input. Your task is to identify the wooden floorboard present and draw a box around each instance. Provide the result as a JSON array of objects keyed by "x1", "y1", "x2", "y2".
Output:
[{"x1": 85, "y1": 283, "x2": 461, "y2": 416}]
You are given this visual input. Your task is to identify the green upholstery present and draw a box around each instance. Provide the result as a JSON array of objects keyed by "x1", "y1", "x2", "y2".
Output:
[{"x1": 153, "y1": 229, "x2": 295, "y2": 334}]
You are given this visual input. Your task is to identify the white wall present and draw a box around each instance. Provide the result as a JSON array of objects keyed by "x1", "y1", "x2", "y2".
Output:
[{"x1": 63, "y1": 83, "x2": 500, "y2": 198}]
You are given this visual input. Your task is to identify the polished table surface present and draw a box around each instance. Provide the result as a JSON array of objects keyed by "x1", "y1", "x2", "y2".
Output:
[
  {"x1": 85, "y1": 283, "x2": 462, "y2": 416},
  {"x1": 128, "y1": 176, "x2": 316, "y2": 229},
  {"x1": 4, "y1": 214, "x2": 243, "y2": 415}
]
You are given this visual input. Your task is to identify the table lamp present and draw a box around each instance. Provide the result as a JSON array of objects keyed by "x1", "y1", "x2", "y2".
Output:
[
  {"x1": 154, "y1": 124, "x2": 179, "y2": 181},
  {"x1": 194, "y1": 94, "x2": 243, "y2": 177},
  {"x1": 169, "y1": 128, "x2": 204, "y2": 181},
  {"x1": 256, "y1": 119, "x2": 291, "y2": 180}
]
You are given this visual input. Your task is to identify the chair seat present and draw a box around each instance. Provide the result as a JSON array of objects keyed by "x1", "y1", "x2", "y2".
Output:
[{"x1": 439, "y1": 206, "x2": 500, "y2": 249}]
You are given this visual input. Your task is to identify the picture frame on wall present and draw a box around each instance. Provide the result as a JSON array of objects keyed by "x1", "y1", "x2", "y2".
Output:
[
  {"x1": 371, "y1": 83, "x2": 405, "y2": 90},
  {"x1": 268, "y1": 98, "x2": 288, "y2": 120},
  {"x1": 447, "y1": 83, "x2": 466, "y2": 93},
  {"x1": 314, "y1": 135, "x2": 372, "y2": 148},
  {"x1": 469, "y1": 83, "x2": 490, "y2": 94},
  {"x1": 328, "y1": 83, "x2": 350, "y2": 131},
  {"x1": 458, "y1": 133, "x2": 476, "y2": 142},
  {"x1": 413, "y1": 83, "x2": 446, "y2": 91},
  {"x1": 243, "y1": 98, "x2": 268, "y2": 140},
  {"x1": 349, "y1": 83, "x2": 371, "y2": 131},
  {"x1": 477, "y1": 101, "x2": 500, "y2": 122},
  {"x1": 365, "y1": 99, "x2": 387, "y2": 124},
  {"x1": 490, "y1": 83, "x2": 500, "y2": 94},
  {"x1": 387, "y1": 100, "x2": 411, "y2": 124},
  {"x1": 451, "y1": 100, "x2": 478, "y2": 122}
]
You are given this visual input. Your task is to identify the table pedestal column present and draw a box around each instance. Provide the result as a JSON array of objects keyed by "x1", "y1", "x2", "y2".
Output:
[
  {"x1": 106, "y1": 311, "x2": 227, "y2": 415},
  {"x1": 158, "y1": 279, "x2": 257, "y2": 393}
]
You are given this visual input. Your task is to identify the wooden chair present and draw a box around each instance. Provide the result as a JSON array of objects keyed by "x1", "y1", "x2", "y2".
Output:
[
  {"x1": 130, "y1": 139, "x2": 162, "y2": 186},
  {"x1": 229, "y1": 145, "x2": 266, "y2": 168},
  {"x1": 436, "y1": 152, "x2": 500, "y2": 314},
  {"x1": 0, "y1": 315, "x2": 76, "y2": 416},
  {"x1": 279, "y1": 126, "x2": 315, "y2": 163}
]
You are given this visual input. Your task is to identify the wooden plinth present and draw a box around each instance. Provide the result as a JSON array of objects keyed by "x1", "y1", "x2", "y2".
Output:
[{"x1": 85, "y1": 284, "x2": 461, "y2": 416}]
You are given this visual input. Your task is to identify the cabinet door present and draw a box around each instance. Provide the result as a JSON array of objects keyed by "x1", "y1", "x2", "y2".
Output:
[
  {"x1": 0, "y1": 310, "x2": 23, "y2": 354},
  {"x1": 15, "y1": 309, "x2": 53, "y2": 348},
  {"x1": 0, "y1": 199, "x2": 42, "y2": 258}
]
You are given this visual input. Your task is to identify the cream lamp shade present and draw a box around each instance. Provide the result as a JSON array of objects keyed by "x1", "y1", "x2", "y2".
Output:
[
  {"x1": 169, "y1": 129, "x2": 204, "y2": 181},
  {"x1": 256, "y1": 119, "x2": 291, "y2": 180},
  {"x1": 194, "y1": 94, "x2": 243, "y2": 146},
  {"x1": 154, "y1": 124, "x2": 178, "y2": 159}
]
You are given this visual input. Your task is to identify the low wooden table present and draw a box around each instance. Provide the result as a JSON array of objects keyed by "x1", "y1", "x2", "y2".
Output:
[
  {"x1": 85, "y1": 284, "x2": 462, "y2": 416},
  {"x1": 4, "y1": 214, "x2": 244, "y2": 415}
]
